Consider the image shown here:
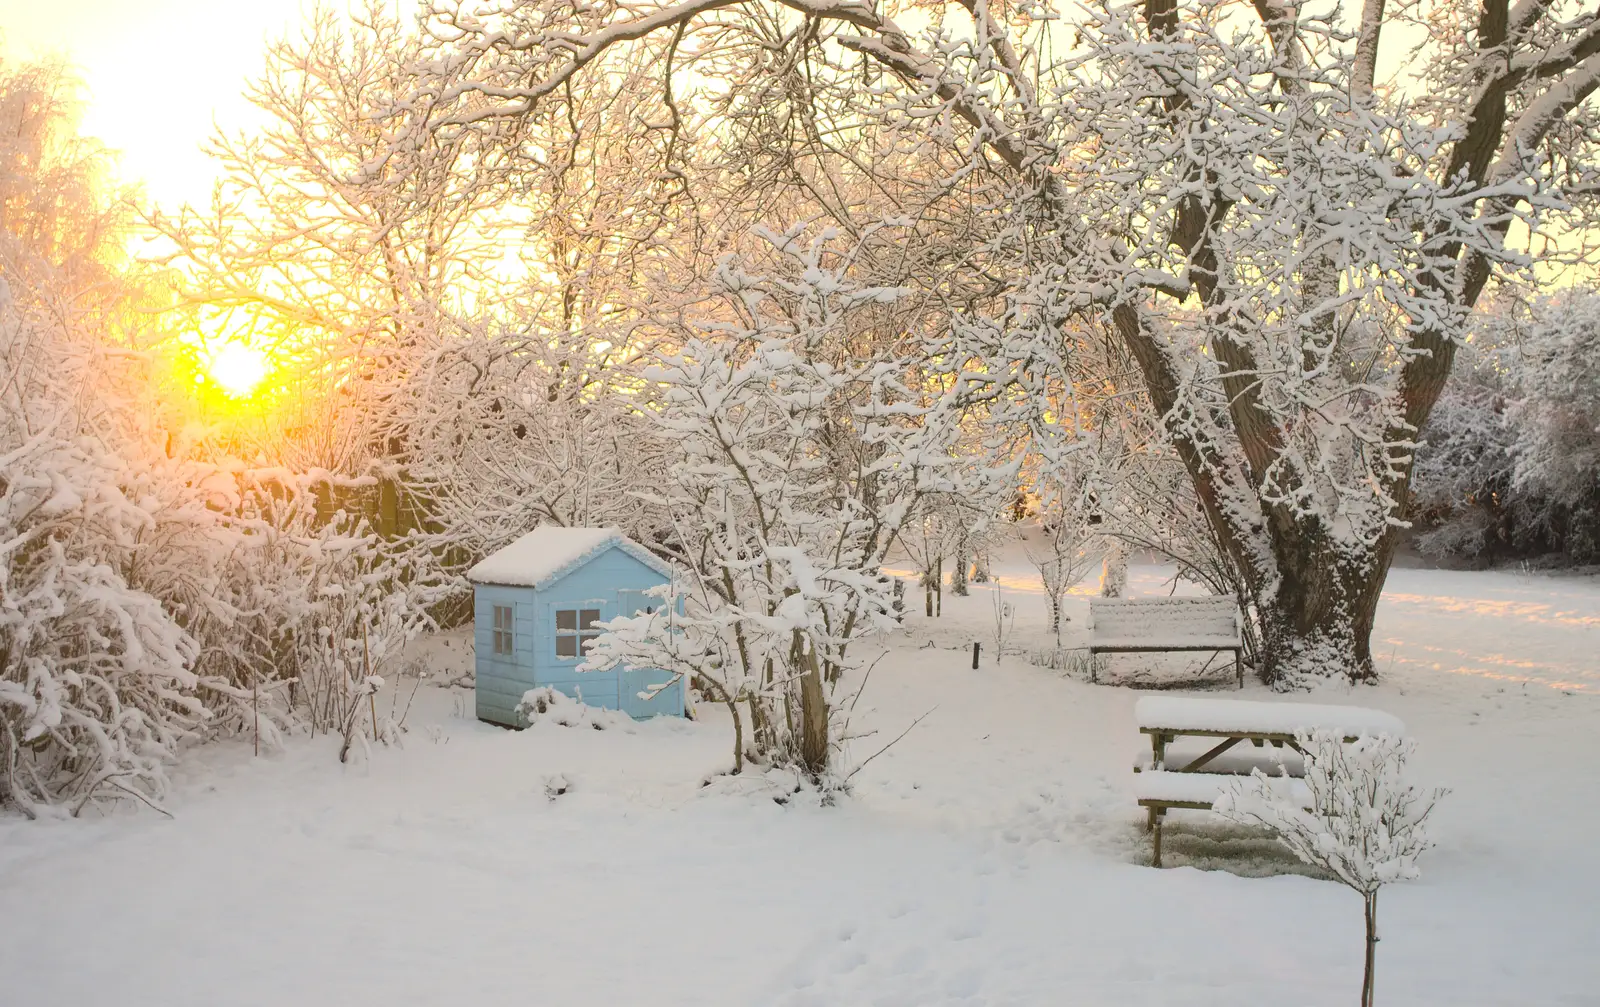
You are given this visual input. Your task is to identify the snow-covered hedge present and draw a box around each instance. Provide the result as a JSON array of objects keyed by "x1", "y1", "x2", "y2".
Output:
[
  {"x1": 0, "y1": 59, "x2": 442, "y2": 814},
  {"x1": 1414, "y1": 292, "x2": 1600, "y2": 565}
]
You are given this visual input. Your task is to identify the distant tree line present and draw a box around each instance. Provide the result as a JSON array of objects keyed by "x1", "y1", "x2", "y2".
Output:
[{"x1": 1414, "y1": 293, "x2": 1600, "y2": 567}]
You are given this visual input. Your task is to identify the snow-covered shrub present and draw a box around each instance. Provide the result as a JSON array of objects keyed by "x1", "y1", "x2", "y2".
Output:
[
  {"x1": 1414, "y1": 293, "x2": 1600, "y2": 565},
  {"x1": 1215, "y1": 732, "x2": 1446, "y2": 1007},
  {"x1": 583, "y1": 228, "x2": 1009, "y2": 781},
  {"x1": 0, "y1": 384, "x2": 205, "y2": 813},
  {"x1": 1411, "y1": 341, "x2": 1519, "y2": 561},
  {"x1": 516, "y1": 687, "x2": 634, "y2": 732},
  {"x1": 0, "y1": 58, "x2": 215, "y2": 814}
]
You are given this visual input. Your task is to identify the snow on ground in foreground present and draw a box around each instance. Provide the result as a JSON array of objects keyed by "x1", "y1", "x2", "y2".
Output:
[{"x1": 2, "y1": 557, "x2": 1598, "y2": 1005}]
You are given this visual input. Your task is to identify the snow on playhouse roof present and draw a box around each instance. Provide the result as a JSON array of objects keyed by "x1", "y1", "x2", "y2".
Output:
[{"x1": 466, "y1": 526, "x2": 673, "y2": 589}]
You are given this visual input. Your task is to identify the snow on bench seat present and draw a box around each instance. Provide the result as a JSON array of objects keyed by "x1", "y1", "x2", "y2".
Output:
[
  {"x1": 1088, "y1": 597, "x2": 1241, "y2": 646},
  {"x1": 1088, "y1": 596, "x2": 1244, "y2": 685},
  {"x1": 1133, "y1": 770, "x2": 1310, "y2": 808},
  {"x1": 1091, "y1": 635, "x2": 1243, "y2": 650},
  {"x1": 1135, "y1": 696, "x2": 1405, "y2": 737}
]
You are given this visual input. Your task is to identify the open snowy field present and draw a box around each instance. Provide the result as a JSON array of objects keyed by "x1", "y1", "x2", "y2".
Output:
[{"x1": 2, "y1": 559, "x2": 1597, "y2": 1006}]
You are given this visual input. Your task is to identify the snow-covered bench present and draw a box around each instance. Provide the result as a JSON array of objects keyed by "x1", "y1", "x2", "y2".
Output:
[
  {"x1": 1087, "y1": 596, "x2": 1244, "y2": 687},
  {"x1": 1133, "y1": 696, "x2": 1406, "y2": 866}
]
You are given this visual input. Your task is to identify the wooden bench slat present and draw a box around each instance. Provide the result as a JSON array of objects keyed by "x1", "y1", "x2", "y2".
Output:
[{"x1": 1087, "y1": 596, "x2": 1243, "y2": 687}]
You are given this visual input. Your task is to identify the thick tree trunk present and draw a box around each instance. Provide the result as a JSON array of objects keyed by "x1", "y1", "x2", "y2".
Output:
[
  {"x1": 1113, "y1": 303, "x2": 1401, "y2": 688},
  {"x1": 1254, "y1": 519, "x2": 1393, "y2": 688},
  {"x1": 951, "y1": 539, "x2": 970, "y2": 596}
]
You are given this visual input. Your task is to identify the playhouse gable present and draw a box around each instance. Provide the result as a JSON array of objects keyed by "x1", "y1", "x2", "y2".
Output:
[{"x1": 467, "y1": 526, "x2": 672, "y2": 589}]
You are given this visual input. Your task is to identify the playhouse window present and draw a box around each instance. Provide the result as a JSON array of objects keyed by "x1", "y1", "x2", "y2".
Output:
[
  {"x1": 554, "y1": 607, "x2": 602, "y2": 658},
  {"x1": 492, "y1": 605, "x2": 514, "y2": 655}
]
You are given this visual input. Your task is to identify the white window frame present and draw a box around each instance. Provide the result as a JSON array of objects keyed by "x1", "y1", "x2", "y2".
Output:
[
  {"x1": 492, "y1": 604, "x2": 514, "y2": 656},
  {"x1": 553, "y1": 603, "x2": 604, "y2": 660}
]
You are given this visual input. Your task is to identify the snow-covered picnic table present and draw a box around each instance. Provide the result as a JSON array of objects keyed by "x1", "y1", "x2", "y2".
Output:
[
  {"x1": 1132, "y1": 696, "x2": 1406, "y2": 866},
  {"x1": 1136, "y1": 696, "x2": 1406, "y2": 768}
]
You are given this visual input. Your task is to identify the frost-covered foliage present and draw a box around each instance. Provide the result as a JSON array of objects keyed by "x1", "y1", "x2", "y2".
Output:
[
  {"x1": 0, "y1": 53, "x2": 448, "y2": 815},
  {"x1": 0, "y1": 59, "x2": 208, "y2": 813},
  {"x1": 583, "y1": 230, "x2": 1009, "y2": 780},
  {"x1": 400, "y1": 0, "x2": 1600, "y2": 688},
  {"x1": 1216, "y1": 732, "x2": 1446, "y2": 1007},
  {"x1": 392, "y1": 322, "x2": 672, "y2": 561},
  {"x1": 1414, "y1": 292, "x2": 1600, "y2": 564}
]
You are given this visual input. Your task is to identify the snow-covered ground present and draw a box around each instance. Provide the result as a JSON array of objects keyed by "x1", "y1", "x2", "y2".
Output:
[{"x1": 3, "y1": 555, "x2": 1597, "y2": 1005}]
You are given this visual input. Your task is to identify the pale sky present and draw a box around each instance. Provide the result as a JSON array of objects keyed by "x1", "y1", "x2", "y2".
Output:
[{"x1": 1, "y1": 0, "x2": 310, "y2": 208}]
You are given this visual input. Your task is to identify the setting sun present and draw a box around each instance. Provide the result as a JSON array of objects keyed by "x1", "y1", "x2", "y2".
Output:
[{"x1": 206, "y1": 340, "x2": 270, "y2": 398}]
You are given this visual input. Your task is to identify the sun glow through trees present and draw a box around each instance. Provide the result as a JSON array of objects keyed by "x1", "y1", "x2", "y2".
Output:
[{"x1": 205, "y1": 340, "x2": 270, "y2": 399}]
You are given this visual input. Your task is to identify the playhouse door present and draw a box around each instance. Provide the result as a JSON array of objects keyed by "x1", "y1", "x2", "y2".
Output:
[
  {"x1": 615, "y1": 590, "x2": 682, "y2": 718},
  {"x1": 620, "y1": 666, "x2": 682, "y2": 718}
]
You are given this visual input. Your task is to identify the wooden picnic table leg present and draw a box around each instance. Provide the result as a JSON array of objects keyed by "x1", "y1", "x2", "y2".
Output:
[
  {"x1": 1235, "y1": 648, "x2": 1242, "y2": 689},
  {"x1": 1152, "y1": 732, "x2": 1167, "y2": 770},
  {"x1": 1153, "y1": 811, "x2": 1164, "y2": 867}
]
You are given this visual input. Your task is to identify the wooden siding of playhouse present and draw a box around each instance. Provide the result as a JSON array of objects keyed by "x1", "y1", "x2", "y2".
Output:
[{"x1": 472, "y1": 544, "x2": 684, "y2": 726}]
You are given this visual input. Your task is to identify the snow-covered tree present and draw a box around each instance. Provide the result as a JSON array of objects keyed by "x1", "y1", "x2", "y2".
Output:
[
  {"x1": 402, "y1": 0, "x2": 1600, "y2": 687},
  {"x1": 1411, "y1": 318, "x2": 1521, "y2": 561},
  {"x1": 583, "y1": 230, "x2": 1007, "y2": 779},
  {"x1": 0, "y1": 58, "x2": 209, "y2": 813},
  {"x1": 1413, "y1": 291, "x2": 1600, "y2": 563},
  {"x1": 1216, "y1": 732, "x2": 1447, "y2": 1007},
  {"x1": 1507, "y1": 291, "x2": 1600, "y2": 514},
  {"x1": 391, "y1": 319, "x2": 673, "y2": 559},
  {"x1": 1025, "y1": 480, "x2": 1102, "y2": 639}
]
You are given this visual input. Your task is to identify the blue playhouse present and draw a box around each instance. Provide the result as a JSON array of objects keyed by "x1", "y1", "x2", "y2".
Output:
[{"x1": 468, "y1": 526, "x2": 686, "y2": 725}]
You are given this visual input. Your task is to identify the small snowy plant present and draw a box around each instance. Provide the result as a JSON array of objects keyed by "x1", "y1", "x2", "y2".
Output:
[
  {"x1": 516, "y1": 687, "x2": 634, "y2": 732},
  {"x1": 582, "y1": 229, "x2": 1008, "y2": 782},
  {"x1": 1215, "y1": 732, "x2": 1447, "y2": 1007},
  {"x1": 1024, "y1": 490, "x2": 1099, "y2": 641}
]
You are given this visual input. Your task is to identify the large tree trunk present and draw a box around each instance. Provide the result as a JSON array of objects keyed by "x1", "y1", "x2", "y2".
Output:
[{"x1": 1254, "y1": 522, "x2": 1392, "y2": 687}]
